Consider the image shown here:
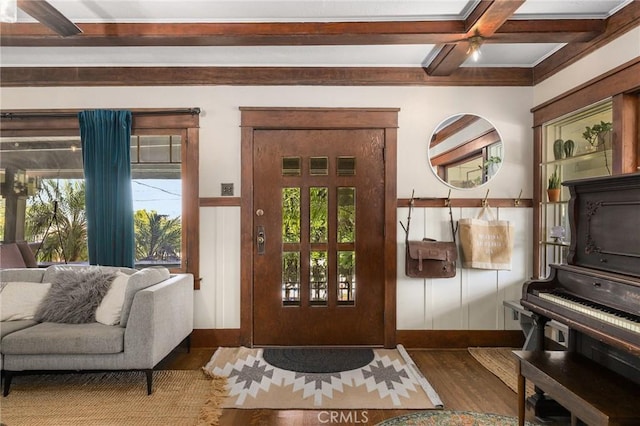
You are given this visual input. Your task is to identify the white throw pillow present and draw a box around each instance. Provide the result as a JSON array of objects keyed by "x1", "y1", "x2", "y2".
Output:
[
  {"x1": 95, "y1": 272, "x2": 130, "y2": 326},
  {"x1": 0, "y1": 281, "x2": 52, "y2": 321}
]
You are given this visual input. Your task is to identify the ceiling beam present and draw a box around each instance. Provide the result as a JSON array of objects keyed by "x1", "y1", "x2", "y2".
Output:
[
  {"x1": 0, "y1": 19, "x2": 603, "y2": 47},
  {"x1": 0, "y1": 66, "x2": 533, "y2": 87},
  {"x1": 16, "y1": 0, "x2": 81, "y2": 37},
  {"x1": 426, "y1": 0, "x2": 525, "y2": 76}
]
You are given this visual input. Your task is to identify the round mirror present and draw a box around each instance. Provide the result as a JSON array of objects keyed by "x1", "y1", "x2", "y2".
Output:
[{"x1": 428, "y1": 114, "x2": 503, "y2": 189}]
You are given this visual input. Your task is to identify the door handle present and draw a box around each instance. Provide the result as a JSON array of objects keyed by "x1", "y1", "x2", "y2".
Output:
[{"x1": 257, "y1": 225, "x2": 265, "y2": 255}]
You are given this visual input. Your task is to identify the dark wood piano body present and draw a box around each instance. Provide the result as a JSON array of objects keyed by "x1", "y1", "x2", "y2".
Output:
[{"x1": 522, "y1": 172, "x2": 640, "y2": 384}]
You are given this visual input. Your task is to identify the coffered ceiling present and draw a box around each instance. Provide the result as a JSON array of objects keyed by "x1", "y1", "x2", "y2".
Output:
[{"x1": 0, "y1": 0, "x2": 638, "y2": 86}]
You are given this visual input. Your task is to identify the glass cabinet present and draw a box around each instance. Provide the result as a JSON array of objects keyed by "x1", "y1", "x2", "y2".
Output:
[{"x1": 538, "y1": 99, "x2": 613, "y2": 276}]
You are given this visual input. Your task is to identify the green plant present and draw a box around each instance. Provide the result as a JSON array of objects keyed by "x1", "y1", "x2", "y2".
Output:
[
  {"x1": 548, "y1": 166, "x2": 561, "y2": 190},
  {"x1": 582, "y1": 121, "x2": 612, "y2": 175},
  {"x1": 582, "y1": 121, "x2": 612, "y2": 147}
]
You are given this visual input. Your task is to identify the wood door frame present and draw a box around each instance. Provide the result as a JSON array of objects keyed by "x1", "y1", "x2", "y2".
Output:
[{"x1": 240, "y1": 107, "x2": 398, "y2": 348}]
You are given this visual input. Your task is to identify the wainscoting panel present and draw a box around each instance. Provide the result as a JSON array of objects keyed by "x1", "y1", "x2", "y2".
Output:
[{"x1": 396, "y1": 206, "x2": 531, "y2": 332}]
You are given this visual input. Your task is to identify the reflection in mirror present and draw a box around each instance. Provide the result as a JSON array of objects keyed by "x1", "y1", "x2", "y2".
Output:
[{"x1": 428, "y1": 114, "x2": 503, "y2": 189}]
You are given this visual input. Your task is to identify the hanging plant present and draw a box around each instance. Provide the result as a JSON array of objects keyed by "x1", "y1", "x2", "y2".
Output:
[{"x1": 582, "y1": 121, "x2": 612, "y2": 175}]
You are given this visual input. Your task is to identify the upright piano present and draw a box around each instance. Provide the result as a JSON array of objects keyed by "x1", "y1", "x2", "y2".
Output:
[{"x1": 521, "y1": 172, "x2": 640, "y2": 386}]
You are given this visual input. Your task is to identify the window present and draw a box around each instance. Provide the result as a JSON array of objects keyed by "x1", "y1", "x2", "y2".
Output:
[{"x1": 0, "y1": 110, "x2": 199, "y2": 285}]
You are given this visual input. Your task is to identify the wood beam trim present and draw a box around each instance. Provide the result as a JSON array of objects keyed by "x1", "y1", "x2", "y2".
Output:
[
  {"x1": 533, "y1": 1, "x2": 640, "y2": 84},
  {"x1": 0, "y1": 18, "x2": 606, "y2": 47},
  {"x1": 0, "y1": 66, "x2": 534, "y2": 87},
  {"x1": 430, "y1": 129, "x2": 500, "y2": 166},
  {"x1": 426, "y1": 0, "x2": 525, "y2": 76}
]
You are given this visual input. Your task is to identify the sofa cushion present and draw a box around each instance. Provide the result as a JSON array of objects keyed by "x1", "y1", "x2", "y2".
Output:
[
  {"x1": 0, "y1": 319, "x2": 38, "y2": 339},
  {"x1": 0, "y1": 268, "x2": 46, "y2": 283},
  {"x1": 35, "y1": 268, "x2": 116, "y2": 324},
  {"x1": 1, "y1": 322, "x2": 125, "y2": 354},
  {"x1": 1, "y1": 281, "x2": 52, "y2": 321},
  {"x1": 119, "y1": 266, "x2": 170, "y2": 327},
  {"x1": 42, "y1": 264, "x2": 136, "y2": 283},
  {"x1": 95, "y1": 271, "x2": 130, "y2": 326}
]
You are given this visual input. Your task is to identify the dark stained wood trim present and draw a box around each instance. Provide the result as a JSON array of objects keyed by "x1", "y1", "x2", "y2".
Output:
[
  {"x1": 430, "y1": 129, "x2": 499, "y2": 166},
  {"x1": 532, "y1": 57, "x2": 640, "y2": 126},
  {"x1": 199, "y1": 197, "x2": 242, "y2": 207},
  {"x1": 185, "y1": 127, "x2": 201, "y2": 289},
  {"x1": 396, "y1": 330, "x2": 525, "y2": 349},
  {"x1": 191, "y1": 328, "x2": 525, "y2": 348},
  {"x1": 0, "y1": 66, "x2": 534, "y2": 87},
  {"x1": 0, "y1": 19, "x2": 604, "y2": 47},
  {"x1": 384, "y1": 127, "x2": 398, "y2": 349},
  {"x1": 397, "y1": 198, "x2": 533, "y2": 208},
  {"x1": 612, "y1": 93, "x2": 639, "y2": 174},
  {"x1": 430, "y1": 114, "x2": 479, "y2": 149},
  {"x1": 240, "y1": 107, "x2": 400, "y2": 128},
  {"x1": 427, "y1": 0, "x2": 525, "y2": 76},
  {"x1": 533, "y1": 1, "x2": 640, "y2": 84},
  {"x1": 191, "y1": 328, "x2": 242, "y2": 347},
  {"x1": 240, "y1": 107, "x2": 398, "y2": 348},
  {"x1": 240, "y1": 126, "x2": 254, "y2": 347}
]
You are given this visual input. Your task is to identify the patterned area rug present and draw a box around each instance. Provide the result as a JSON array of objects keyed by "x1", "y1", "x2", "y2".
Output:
[
  {"x1": 376, "y1": 410, "x2": 535, "y2": 425},
  {"x1": 203, "y1": 345, "x2": 443, "y2": 410}
]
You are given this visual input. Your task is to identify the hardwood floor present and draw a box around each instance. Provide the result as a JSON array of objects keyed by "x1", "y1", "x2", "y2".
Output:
[{"x1": 160, "y1": 347, "x2": 567, "y2": 425}]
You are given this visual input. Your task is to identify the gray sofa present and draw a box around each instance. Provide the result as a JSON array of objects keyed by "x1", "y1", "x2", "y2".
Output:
[{"x1": 0, "y1": 265, "x2": 194, "y2": 396}]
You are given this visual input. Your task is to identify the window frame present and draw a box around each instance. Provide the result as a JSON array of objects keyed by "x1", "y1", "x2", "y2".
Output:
[{"x1": 0, "y1": 109, "x2": 200, "y2": 288}]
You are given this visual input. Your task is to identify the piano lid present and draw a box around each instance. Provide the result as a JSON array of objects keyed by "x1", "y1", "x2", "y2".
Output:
[{"x1": 564, "y1": 172, "x2": 640, "y2": 278}]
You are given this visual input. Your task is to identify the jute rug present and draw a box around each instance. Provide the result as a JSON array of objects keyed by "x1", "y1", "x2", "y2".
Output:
[
  {"x1": 0, "y1": 370, "x2": 226, "y2": 426},
  {"x1": 468, "y1": 347, "x2": 536, "y2": 397},
  {"x1": 376, "y1": 410, "x2": 535, "y2": 425},
  {"x1": 203, "y1": 344, "x2": 443, "y2": 410}
]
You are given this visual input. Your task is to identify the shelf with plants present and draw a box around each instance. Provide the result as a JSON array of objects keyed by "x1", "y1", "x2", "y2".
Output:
[{"x1": 538, "y1": 99, "x2": 613, "y2": 275}]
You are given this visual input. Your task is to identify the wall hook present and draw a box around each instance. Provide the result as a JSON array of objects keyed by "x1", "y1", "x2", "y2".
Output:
[
  {"x1": 482, "y1": 189, "x2": 490, "y2": 207},
  {"x1": 444, "y1": 189, "x2": 452, "y2": 207},
  {"x1": 514, "y1": 189, "x2": 523, "y2": 207}
]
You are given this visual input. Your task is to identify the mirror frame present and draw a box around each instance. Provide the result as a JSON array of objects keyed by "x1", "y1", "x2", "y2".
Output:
[{"x1": 428, "y1": 113, "x2": 503, "y2": 189}]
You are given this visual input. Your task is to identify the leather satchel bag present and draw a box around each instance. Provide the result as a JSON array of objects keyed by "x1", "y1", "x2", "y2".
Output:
[
  {"x1": 405, "y1": 239, "x2": 457, "y2": 278},
  {"x1": 401, "y1": 191, "x2": 458, "y2": 279}
]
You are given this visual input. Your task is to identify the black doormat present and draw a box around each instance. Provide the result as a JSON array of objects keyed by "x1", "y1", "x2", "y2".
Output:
[{"x1": 262, "y1": 347, "x2": 375, "y2": 373}]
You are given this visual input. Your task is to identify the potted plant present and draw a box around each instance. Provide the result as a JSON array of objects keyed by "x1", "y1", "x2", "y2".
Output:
[
  {"x1": 547, "y1": 166, "x2": 561, "y2": 202},
  {"x1": 582, "y1": 121, "x2": 612, "y2": 174}
]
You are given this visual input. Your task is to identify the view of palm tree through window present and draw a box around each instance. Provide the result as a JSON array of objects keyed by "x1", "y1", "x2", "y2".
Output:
[{"x1": 0, "y1": 135, "x2": 182, "y2": 269}]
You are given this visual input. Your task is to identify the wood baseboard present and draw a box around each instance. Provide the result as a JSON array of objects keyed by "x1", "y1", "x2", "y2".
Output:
[
  {"x1": 397, "y1": 330, "x2": 525, "y2": 349},
  {"x1": 191, "y1": 329, "x2": 525, "y2": 348}
]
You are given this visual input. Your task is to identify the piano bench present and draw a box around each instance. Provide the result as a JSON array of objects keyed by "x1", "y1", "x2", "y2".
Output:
[{"x1": 514, "y1": 350, "x2": 640, "y2": 426}]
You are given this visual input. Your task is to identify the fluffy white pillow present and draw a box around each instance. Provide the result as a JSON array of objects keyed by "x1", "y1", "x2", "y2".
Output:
[
  {"x1": 0, "y1": 282, "x2": 52, "y2": 321},
  {"x1": 95, "y1": 272, "x2": 130, "y2": 326}
]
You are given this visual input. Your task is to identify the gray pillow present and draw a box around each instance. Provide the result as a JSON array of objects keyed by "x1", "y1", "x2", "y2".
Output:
[
  {"x1": 35, "y1": 268, "x2": 116, "y2": 324},
  {"x1": 119, "y1": 267, "x2": 170, "y2": 327}
]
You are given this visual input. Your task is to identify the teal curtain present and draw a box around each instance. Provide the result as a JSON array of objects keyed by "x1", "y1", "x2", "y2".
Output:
[{"x1": 79, "y1": 110, "x2": 134, "y2": 267}]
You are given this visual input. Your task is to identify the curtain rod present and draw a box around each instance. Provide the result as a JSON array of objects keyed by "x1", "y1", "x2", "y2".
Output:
[{"x1": 1, "y1": 108, "x2": 201, "y2": 120}]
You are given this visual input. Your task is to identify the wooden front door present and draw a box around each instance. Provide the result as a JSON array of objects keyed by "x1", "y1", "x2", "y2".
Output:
[{"x1": 252, "y1": 127, "x2": 386, "y2": 346}]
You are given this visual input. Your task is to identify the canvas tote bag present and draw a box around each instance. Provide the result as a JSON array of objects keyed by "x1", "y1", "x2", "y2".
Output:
[{"x1": 459, "y1": 206, "x2": 514, "y2": 270}]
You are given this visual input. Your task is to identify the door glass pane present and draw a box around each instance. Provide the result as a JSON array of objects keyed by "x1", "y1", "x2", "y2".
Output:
[
  {"x1": 282, "y1": 251, "x2": 300, "y2": 306},
  {"x1": 310, "y1": 157, "x2": 328, "y2": 175},
  {"x1": 282, "y1": 187, "x2": 300, "y2": 243},
  {"x1": 337, "y1": 156, "x2": 356, "y2": 176},
  {"x1": 282, "y1": 157, "x2": 301, "y2": 176},
  {"x1": 338, "y1": 251, "x2": 355, "y2": 305},
  {"x1": 337, "y1": 187, "x2": 355, "y2": 243},
  {"x1": 310, "y1": 251, "x2": 327, "y2": 305},
  {"x1": 310, "y1": 187, "x2": 328, "y2": 243}
]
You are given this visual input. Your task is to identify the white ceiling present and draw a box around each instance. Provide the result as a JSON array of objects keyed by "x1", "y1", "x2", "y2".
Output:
[{"x1": 1, "y1": 0, "x2": 632, "y2": 68}]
